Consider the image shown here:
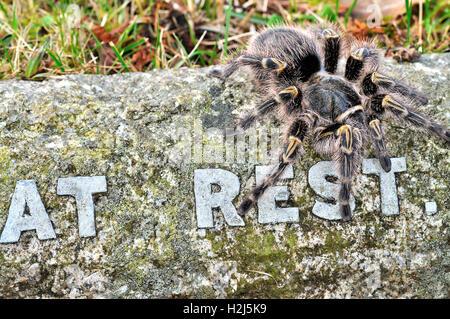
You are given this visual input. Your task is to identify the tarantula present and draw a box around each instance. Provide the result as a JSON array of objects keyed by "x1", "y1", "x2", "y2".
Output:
[{"x1": 210, "y1": 25, "x2": 450, "y2": 222}]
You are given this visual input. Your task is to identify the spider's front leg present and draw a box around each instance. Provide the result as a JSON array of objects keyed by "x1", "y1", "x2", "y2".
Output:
[
  {"x1": 210, "y1": 54, "x2": 287, "y2": 79},
  {"x1": 228, "y1": 85, "x2": 301, "y2": 135},
  {"x1": 236, "y1": 55, "x2": 287, "y2": 74},
  {"x1": 335, "y1": 124, "x2": 362, "y2": 221},
  {"x1": 238, "y1": 119, "x2": 309, "y2": 216}
]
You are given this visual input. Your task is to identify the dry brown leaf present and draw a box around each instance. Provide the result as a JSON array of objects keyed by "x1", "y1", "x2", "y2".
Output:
[{"x1": 132, "y1": 47, "x2": 152, "y2": 71}]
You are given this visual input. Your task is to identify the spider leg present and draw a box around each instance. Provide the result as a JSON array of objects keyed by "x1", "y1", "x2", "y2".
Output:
[
  {"x1": 370, "y1": 94, "x2": 450, "y2": 143},
  {"x1": 210, "y1": 54, "x2": 287, "y2": 79},
  {"x1": 362, "y1": 72, "x2": 428, "y2": 105},
  {"x1": 335, "y1": 124, "x2": 362, "y2": 221},
  {"x1": 238, "y1": 119, "x2": 308, "y2": 216},
  {"x1": 322, "y1": 29, "x2": 340, "y2": 74},
  {"x1": 236, "y1": 55, "x2": 287, "y2": 74},
  {"x1": 209, "y1": 55, "x2": 241, "y2": 79},
  {"x1": 344, "y1": 46, "x2": 378, "y2": 81},
  {"x1": 367, "y1": 116, "x2": 391, "y2": 172},
  {"x1": 227, "y1": 86, "x2": 301, "y2": 134}
]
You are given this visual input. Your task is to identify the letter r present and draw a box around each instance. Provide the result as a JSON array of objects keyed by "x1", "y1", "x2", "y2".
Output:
[{"x1": 194, "y1": 169, "x2": 244, "y2": 228}]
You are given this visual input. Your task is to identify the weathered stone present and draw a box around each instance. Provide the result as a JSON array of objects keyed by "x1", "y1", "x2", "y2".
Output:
[{"x1": 0, "y1": 54, "x2": 449, "y2": 298}]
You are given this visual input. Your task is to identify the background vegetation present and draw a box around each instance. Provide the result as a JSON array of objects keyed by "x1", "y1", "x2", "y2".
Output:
[{"x1": 0, "y1": 0, "x2": 448, "y2": 80}]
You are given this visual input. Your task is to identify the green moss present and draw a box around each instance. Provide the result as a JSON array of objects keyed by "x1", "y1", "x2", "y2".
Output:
[
  {"x1": 285, "y1": 229, "x2": 298, "y2": 249},
  {"x1": 323, "y1": 230, "x2": 350, "y2": 256},
  {"x1": 0, "y1": 146, "x2": 12, "y2": 184},
  {"x1": 231, "y1": 277, "x2": 285, "y2": 298},
  {"x1": 207, "y1": 224, "x2": 304, "y2": 297}
]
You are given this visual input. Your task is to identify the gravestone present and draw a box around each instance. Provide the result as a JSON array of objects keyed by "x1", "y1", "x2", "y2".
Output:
[{"x1": 0, "y1": 54, "x2": 448, "y2": 298}]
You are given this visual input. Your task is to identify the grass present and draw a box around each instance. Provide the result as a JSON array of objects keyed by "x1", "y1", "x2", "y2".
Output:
[
  {"x1": 0, "y1": 0, "x2": 448, "y2": 80},
  {"x1": 405, "y1": 0, "x2": 413, "y2": 43}
]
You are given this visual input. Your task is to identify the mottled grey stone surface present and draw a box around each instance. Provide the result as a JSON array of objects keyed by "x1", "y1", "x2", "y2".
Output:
[{"x1": 0, "y1": 54, "x2": 449, "y2": 298}]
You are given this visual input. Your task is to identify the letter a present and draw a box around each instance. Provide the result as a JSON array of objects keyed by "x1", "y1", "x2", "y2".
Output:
[{"x1": 0, "y1": 180, "x2": 56, "y2": 243}]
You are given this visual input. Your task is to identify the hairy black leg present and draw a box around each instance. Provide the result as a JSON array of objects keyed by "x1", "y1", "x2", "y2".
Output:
[
  {"x1": 237, "y1": 55, "x2": 287, "y2": 74},
  {"x1": 228, "y1": 86, "x2": 301, "y2": 134},
  {"x1": 315, "y1": 123, "x2": 342, "y2": 140},
  {"x1": 371, "y1": 94, "x2": 450, "y2": 143},
  {"x1": 210, "y1": 54, "x2": 288, "y2": 79},
  {"x1": 367, "y1": 116, "x2": 391, "y2": 172},
  {"x1": 336, "y1": 125, "x2": 361, "y2": 221},
  {"x1": 322, "y1": 29, "x2": 340, "y2": 74},
  {"x1": 238, "y1": 119, "x2": 308, "y2": 216},
  {"x1": 363, "y1": 72, "x2": 428, "y2": 105},
  {"x1": 209, "y1": 58, "x2": 240, "y2": 79},
  {"x1": 345, "y1": 47, "x2": 370, "y2": 81}
]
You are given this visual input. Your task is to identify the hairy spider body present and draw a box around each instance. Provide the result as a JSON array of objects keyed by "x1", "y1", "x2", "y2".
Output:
[{"x1": 211, "y1": 25, "x2": 450, "y2": 221}]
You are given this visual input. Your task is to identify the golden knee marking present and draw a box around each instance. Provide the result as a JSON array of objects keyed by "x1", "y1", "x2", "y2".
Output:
[
  {"x1": 351, "y1": 48, "x2": 368, "y2": 61},
  {"x1": 315, "y1": 126, "x2": 329, "y2": 139},
  {"x1": 336, "y1": 105, "x2": 364, "y2": 122},
  {"x1": 275, "y1": 60, "x2": 287, "y2": 74},
  {"x1": 284, "y1": 136, "x2": 300, "y2": 159},
  {"x1": 311, "y1": 74, "x2": 323, "y2": 83},
  {"x1": 369, "y1": 119, "x2": 383, "y2": 140},
  {"x1": 382, "y1": 95, "x2": 408, "y2": 116},
  {"x1": 274, "y1": 95, "x2": 282, "y2": 103},
  {"x1": 262, "y1": 58, "x2": 287, "y2": 74},
  {"x1": 304, "y1": 113, "x2": 315, "y2": 122},
  {"x1": 279, "y1": 86, "x2": 299, "y2": 99},
  {"x1": 323, "y1": 28, "x2": 339, "y2": 39},
  {"x1": 282, "y1": 154, "x2": 294, "y2": 163},
  {"x1": 371, "y1": 72, "x2": 395, "y2": 86},
  {"x1": 337, "y1": 125, "x2": 353, "y2": 154},
  {"x1": 289, "y1": 136, "x2": 302, "y2": 144},
  {"x1": 261, "y1": 58, "x2": 268, "y2": 69},
  {"x1": 318, "y1": 131, "x2": 334, "y2": 139}
]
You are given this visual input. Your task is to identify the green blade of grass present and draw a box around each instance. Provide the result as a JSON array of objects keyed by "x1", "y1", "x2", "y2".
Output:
[
  {"x1": 173, "y1": 33, "x2": 191, "y2": 68},
  {"x1": 173, "y1": 31, "x2": 207, "y2": 69},
  {"x1": 268, "y1": 14, "x2": 285, "y2": 27},
  {"x1": 344, "y1": 0, "x2": 358, "y2": 26},
  {"x1": 47, "y1": 50, "x2": 65, "y2": 71},
  {"x1": 223, "y1": 0, "x2": 233, "y2": 58},
  {"x1": 25, "y1": 37, "x2": 50, "y2": 78},
  {"x1": 122, "y1": 38, "x2": 147, "y2": 54},
  {"x1": 230, "y1": 11, "x2": 269, "y2": 25},
  {"x1": 0, "y1": 35, "x2": 14, "y2": 71},
  {"x1": 11, "y1": 6, "x2": 19, "y2": 32},
  {"x1": 109, "y1": 41, "x2": 130, "y2": 72},
  {"x1": 0, "y1": 2, "x2": 8, "y2": 19},
  {"x1": 321, "y1": 4, "x2": 337, "y2": 22},
  {"x1": 184, "y1": 14, "x2": 206, "y2": 65},
  {"x1": 117, "y1": 19, "x2": 137, "y2": 50},
  {"x1": 405, "y1": 0, "x2": 412, "y2": 43},
  {"x1": 83, "y1": 24, "x2": 104, "y2": 74}
]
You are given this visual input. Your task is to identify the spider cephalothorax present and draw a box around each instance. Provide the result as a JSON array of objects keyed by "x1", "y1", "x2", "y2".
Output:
[{"x1": 210, "y1": 24, "x2": 450, "y2": 221}]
